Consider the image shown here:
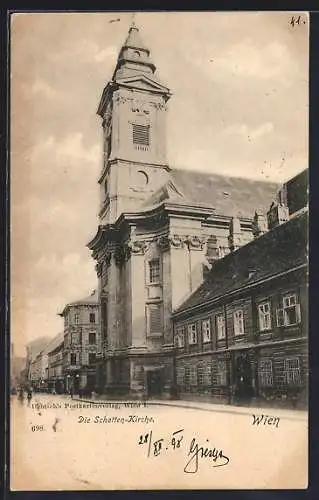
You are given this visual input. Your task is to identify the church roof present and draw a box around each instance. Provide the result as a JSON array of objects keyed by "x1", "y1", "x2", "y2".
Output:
[
  {"x1": 174, "y1": 209, "x2": 308, "y2": 316},
  {"x1": 169, "y1": 168, "x2": 280, "y2": 218},
  {"x1": 141, "y1": 168, "x2": 280, "y2": 219}
]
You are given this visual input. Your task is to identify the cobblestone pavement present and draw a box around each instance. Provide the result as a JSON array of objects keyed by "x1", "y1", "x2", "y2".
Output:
[{"x1": 10, "y1": 394, "x2": 308, "y2": 490}]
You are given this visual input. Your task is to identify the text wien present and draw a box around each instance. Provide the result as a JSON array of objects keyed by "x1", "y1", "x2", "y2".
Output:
[{"x1": 252, "y1": 414, "x2": 280, "y2": 428}]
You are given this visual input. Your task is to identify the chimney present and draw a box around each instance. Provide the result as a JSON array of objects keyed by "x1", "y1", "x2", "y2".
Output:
[
  {"x1": 267, "y1": 201, "x2": 289, "y2": 230},
  {"x1": 228, "y1": 217, "x2": 242, "y2": 252},
  {"x1": 252, "y1": 211, "x2": 268, "y2": 238}
]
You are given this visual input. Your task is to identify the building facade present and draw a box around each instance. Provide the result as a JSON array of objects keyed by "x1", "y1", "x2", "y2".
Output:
[
  {"x1": 28, "y1": 333, "x2": 64, "y2": 391},
  {"x1": 88, "y1": 23, "x2": 280, "y2": 398},
  {"x1": 59, "y1": 290, "x2": 100, "y2": 394},
  {"x1": 47, "y1": 340, "x2": 64, "y2": 393},
  {"x1": 172, "y1": 207, "x2": 308, "y2": 409}
]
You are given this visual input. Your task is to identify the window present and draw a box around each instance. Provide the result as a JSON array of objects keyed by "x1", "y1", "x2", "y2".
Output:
[
  {"x1": 197, "y1": 364, "x2": 204, "y2": 386},
  {"x1": 71, "y1": 332, "x2": 78, "y2": 344},
  {"x1": 190, "y1": 365, "x2": 197, "y2": 386},
  {"x1": 204, "y1": 364, "x2": 212, "y2": 386},
  {"x1": 216, "y1": 314, "x2": 226, "y2": 340},
  {"x1": 202, "y1": 319, "x2": 211, "y2": 343},
  {"x1": 89, "y1": 313, "x2": 96, "y2": 324},
  {"x1": 89, "y1": 332, "x2": 96, "y2": 345},
  {"x1": 70, "y1": 353, "x2": 77, "y2": 366},
  {"x1": 176, "y1": 366, "x2": 185, "y2": 386},
  {"x1": 233, "y1": 309, "x2": 245, "y2": 335},
  {"x1": 174, "y1": 326, "x2": 185, "y2": 348},
  {"x1": 258, "y1": 302, "x2": 272, "y2": 331},
  {"x1": 74, "y1": 313, "x2": 79, "y2": 325},
  {"x1": 148, "y1": 304, "x2": 162, "y2": 335},
  {"x1": 148, "y1": 259, "x2": 160, "y2": 284},
  {"x1": 88, "y1": 353, "x2": 96, "y2": 365},
  {"x1": 212, "y1": 360, "x2": 227, "y2": 386},
  {"x1": 258, "y1": 359, "x2": 273, "y2": 386},
  {"x1": 276, "y1": 294, "x2": 301, "y2": 327},
  {"x1": 187, "y1": 324, "x2": 198, "y2": 345},
  {"x1": 285, "y1": 357, "x2": 301, "y2": 385},
  {"x1": 132, "y1": 123, "x2": 150, "y2": 146},
  {"x1": 184, "y1": 366, "x2": 190, "y2": 388}
]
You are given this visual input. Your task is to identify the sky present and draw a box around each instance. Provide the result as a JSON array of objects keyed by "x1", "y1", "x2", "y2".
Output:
[{"x1": 10, "y1": 11, "x2": 309, "y2": 356}]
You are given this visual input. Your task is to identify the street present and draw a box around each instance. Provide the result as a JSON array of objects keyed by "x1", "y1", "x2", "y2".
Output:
[{"x1": 10, "y1": 394, "x2": 308, "y2": 490}]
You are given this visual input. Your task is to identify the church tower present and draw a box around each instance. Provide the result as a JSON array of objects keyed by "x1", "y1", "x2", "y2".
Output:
[{"x1": 97, "y1": 22, "x2": 172, "y2": 224}]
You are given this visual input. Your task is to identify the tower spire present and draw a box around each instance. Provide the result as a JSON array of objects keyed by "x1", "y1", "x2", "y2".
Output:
[{"x1": 112, "y1": 19, "x2": 156, "y2": 81}]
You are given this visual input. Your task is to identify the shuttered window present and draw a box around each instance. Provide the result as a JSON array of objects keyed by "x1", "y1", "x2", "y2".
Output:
[
  {"x1": 132, "y1": 123, "x2": 150, "y2": 146},
  {"x1": 148, "y1": 304, "x2": 162, "y2": 335}
]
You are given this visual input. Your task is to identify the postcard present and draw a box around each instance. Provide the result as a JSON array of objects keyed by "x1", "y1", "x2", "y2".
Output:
[{"x1": 10, "y1": 11, "x2": 308, "y2": 490}]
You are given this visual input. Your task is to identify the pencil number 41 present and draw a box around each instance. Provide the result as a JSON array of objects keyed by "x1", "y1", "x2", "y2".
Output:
[{"x1": 290, "y1": 15, "x2": 307, "y2": 27}]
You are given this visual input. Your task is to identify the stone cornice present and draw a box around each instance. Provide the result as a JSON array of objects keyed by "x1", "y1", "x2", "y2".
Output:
[{"x1": 98, "y1": 157, "x2": 171, "y2": 185}]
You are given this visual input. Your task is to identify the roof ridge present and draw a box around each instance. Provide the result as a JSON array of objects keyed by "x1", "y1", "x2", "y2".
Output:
[{"x1": 171, "y1": 166, "x2": 280, "y2": 185}]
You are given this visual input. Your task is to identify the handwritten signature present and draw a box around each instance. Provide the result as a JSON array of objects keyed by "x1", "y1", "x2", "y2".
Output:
[{"x1": 138, "y1": 430, "x2": 230, "y2": 473}]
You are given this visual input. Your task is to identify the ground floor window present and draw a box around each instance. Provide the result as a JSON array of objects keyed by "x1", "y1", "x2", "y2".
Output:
[
  {"x1": 184, "y1": 366, "x2": 190, "y2": 388},
  {"x1": 258, "y1": 359, "x2": 273, "y2": 387},
  {"x1": 212, "y1": 359, "x2": 227, "y2": 386},
  {"x1": 204, "y1": 364, "x2": 212, "y2": 386},
  {"x1": 190, "y1": 365, "x2": 197, "y2": 386},
  {"x1": 176, "y1": 366, "x2": 185, "y2": 386},
  {"x1": 285, "y1": 357, "x2": 301, "y2": 385},
  {"x1": 197, "y1": 364, "x2": 204, "y2": 386}
]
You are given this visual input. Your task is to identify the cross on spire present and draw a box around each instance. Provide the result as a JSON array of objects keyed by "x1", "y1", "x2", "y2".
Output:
[{"x1": 130, "y1": 12, "x2": 136, "y2": 28}]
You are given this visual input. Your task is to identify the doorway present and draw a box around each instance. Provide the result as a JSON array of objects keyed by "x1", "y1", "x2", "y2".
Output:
[
  {"x1": 146, "y1": 370, "x2": 163, "y2": 398},
  {"x1": 234, "y1": 354, "x2": 253, "y2": 403}
]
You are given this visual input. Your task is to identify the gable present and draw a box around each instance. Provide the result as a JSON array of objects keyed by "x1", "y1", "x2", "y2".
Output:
[{"x1": 116, "y1": 75, "x2": 170, "y2": 94}]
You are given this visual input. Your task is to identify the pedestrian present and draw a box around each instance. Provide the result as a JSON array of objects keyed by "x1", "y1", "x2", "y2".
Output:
[
  {"x1": 27, "y1": 388, "x2": 33, "y2": 406},
  {"x1": 18, "y1": 387, "x2": 24, "y2": 404},
  {"x1": 70, "y1": 386, "x2": 74, "y2": 399}
]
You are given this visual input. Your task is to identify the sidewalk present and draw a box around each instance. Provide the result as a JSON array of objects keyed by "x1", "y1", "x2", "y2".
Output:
[{"x1": 73, "y1": 396, "x2": 308, "y2": 421}]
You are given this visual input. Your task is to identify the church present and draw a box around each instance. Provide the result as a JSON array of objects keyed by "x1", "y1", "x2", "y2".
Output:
[{"x1": 88, "y1": 22, "x2": 280, "y2": 398}]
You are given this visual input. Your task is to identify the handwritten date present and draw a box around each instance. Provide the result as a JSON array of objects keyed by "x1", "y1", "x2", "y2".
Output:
[{"x1": 138, "y1": 430, "x2": 230, "y2": 473}]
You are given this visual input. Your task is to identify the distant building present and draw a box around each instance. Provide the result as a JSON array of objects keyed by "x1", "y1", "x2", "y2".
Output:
[
  {"x1": 172, "y1": 205, "x2": 308, "y2": 409},
  {"x1": 27, "y1": 333, "x2": 64, "y2": 391},
  {"x1": 47, "y1": 339, "x2": 64, "y2": 394},
  {"x1": 26, "y1": 336, "x2": 52, "y2": 362},
  {"x1": 59, "y1": 290, "x2": 100, "y2": 394},
  {"x1": 88, "y1": 22, "x2": 279, "y2": 398}
]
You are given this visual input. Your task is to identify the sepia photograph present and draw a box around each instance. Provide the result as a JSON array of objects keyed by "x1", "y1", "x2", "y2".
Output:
[{"x1": 10, "y1": 11, "x2": 308, "y2": 490}]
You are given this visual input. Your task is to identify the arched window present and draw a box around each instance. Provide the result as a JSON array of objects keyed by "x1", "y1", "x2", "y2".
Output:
[{"x1": 145, "y1": 242, "x2": 161, "y2": 285}]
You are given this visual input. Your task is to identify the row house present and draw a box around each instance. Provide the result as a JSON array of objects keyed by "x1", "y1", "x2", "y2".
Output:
[
  {"x1": 47, "y1": 339, "x2": 64, "y2": 393},
  {"x1": 172, "y1": 207, "x2": 308, "y2": 409},
  {"x1": 28, "y1": 333, "x2": 64, "y2": 391},
  {"x1": 58, "y1": 290, "x2": 101, "y2": 393}
]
